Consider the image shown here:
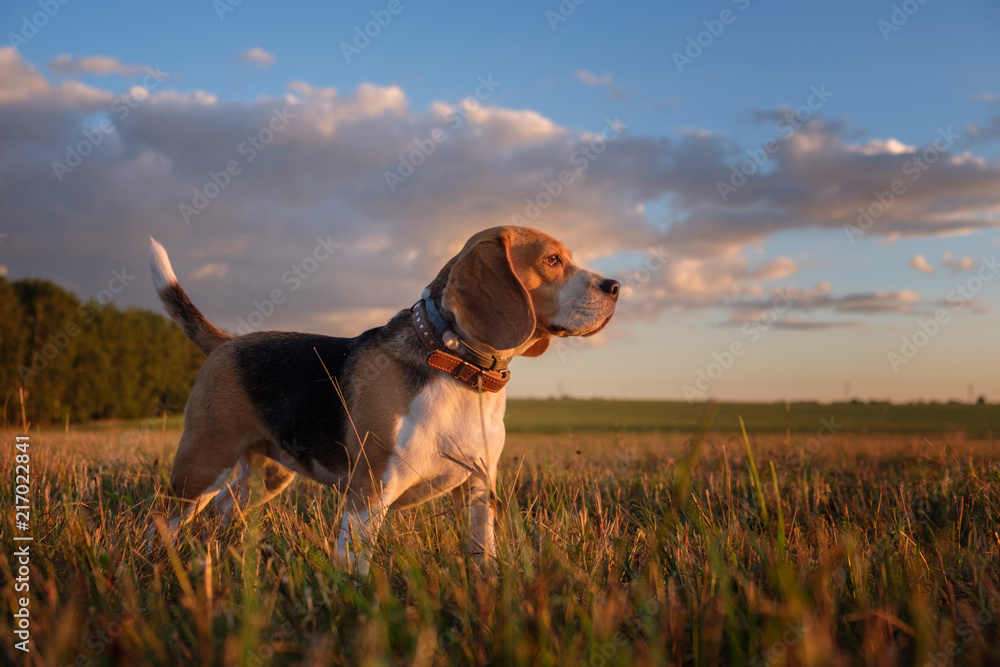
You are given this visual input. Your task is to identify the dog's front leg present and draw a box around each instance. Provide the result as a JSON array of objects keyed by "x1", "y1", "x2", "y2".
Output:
[
  {"x1": 467, "y1": 476, "x2": 496, "y2": 565},
  {"x1": 335, "y1": 500, "x2": 388, "y2": 576}
]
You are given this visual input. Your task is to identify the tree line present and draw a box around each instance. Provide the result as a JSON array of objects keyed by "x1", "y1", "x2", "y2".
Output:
[{"x1": 0, "y1": 277, "x2": 203, "y2": 425}]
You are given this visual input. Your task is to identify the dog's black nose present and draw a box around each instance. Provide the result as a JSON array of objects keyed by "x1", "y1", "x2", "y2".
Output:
[{"x1": 600, "y1": 279, "x2": 620, "y2": 301}]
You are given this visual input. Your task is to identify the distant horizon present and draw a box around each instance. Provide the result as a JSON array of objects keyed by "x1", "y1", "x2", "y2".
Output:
[{"x1": 510, "y1": 395, "x2": 994, "y2": 405}]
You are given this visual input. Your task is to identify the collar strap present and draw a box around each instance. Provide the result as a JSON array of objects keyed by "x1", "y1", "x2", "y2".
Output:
[
  {"x1": 411, "y1": 299, "x2": 510, "y2": 393},
  {"x1": 421, "y1": 296, "x2": 505, "y2": 370}
]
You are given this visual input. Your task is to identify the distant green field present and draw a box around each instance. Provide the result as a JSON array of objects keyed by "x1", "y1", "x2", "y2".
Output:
[
  {"x1": 505, "y1": 398, "x2": 1000, "y2": 436},
  {"x1": 66, "y1": 398, "x2": 1000, "y2": 438}
]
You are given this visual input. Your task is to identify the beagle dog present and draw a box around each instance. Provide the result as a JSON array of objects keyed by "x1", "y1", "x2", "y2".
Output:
[{"x1": 148, "y1": 226, "x2": 619, "y2": 573}]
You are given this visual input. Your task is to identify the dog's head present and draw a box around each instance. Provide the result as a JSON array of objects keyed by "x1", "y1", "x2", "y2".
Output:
[{"x1": 430, "y1": 226, "x2": 619, "y2": 357}]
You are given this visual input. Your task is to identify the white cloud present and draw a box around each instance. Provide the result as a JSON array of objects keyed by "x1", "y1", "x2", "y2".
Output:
[
  {"x1": 909, "y1": 254, "x2": 935, "y2": 275},
  {"x1": 941, "y1": 251, "x2": 975, "y2": 272},
  {"x1": 658, "y1": 119, "x2": 1000, "y2": 255},
  {"x1": 48, "y1": 54, "x2": 146, "y2": 77},
  {"x1": 572, "y1": 70, "x2": 631, "y2": 98},
  {"x1": 771, "y1": 318, "x2": 859, "y2": 330},
  {"x1": 964, "y1": 114, "x2": 1000, "y2": 145},
  {"x1": 574, "y1": 70, "x2": 612, "y2": 87},
  {"x1": 1, "y1": 47, "x2": 998, "y2": 335},
  {"x1": 239, "y1": 47, "x2": 276, "y2": 68},
  {"x1": 720, "y1": 314, "x2": 859, "y2": 330},
  {"x1": 748, "y1": 256, "x2": 797, "y2": 281},
  {"x1": 850, "y1": 137, "x2": 915, "y2": 155},
  {"x1": 190, "y1": 263, "x2": 229, "y2": 280},
  {"x1": 0, "y1": 48, "x2": 109, "y2": 107},
  {"x1": 315, "y1": 308, "x2": 398, "y2": 337},
  {"x1": 727, "y1": 284, "x2": 919, "y2": 317}
]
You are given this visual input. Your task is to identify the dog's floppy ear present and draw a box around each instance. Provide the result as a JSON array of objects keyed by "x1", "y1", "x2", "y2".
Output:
[
  {"x1": 520, "y1": 338, "x2": 550, "y2": 357},
  {"x1": 443, "y1": 232, "x2": 535, "y2": 351}
]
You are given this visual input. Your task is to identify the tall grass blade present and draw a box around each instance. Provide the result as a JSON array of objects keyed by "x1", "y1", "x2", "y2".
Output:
[
  {"x1": 739, "y1": 415, "x2": 768, "y2": 524},
  {"x1": 769, "y1": 460, "x2": 785, "y2": 559}
]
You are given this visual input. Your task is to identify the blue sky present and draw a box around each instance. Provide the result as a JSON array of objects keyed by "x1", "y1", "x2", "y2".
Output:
[{"x1": 2, "y1": 0, "x2": 1000, "y2": 402}]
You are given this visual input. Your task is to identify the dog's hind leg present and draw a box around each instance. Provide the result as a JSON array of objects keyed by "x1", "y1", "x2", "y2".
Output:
[
  {"x1": 146, "y1": 246, "x2": 263, "y2": 549},
  {"x1": 147, "y1": 427, "x2": 241, "y2": 551},
  {"x1": 148, "y1": 349, "x2": 266, "y2": 550},
  {"x1": 214, "y1": 451, "x2": 296, "y2": 525},
  {"x1": 162, "y1": 430, "x2": 240, "y2": 532}
]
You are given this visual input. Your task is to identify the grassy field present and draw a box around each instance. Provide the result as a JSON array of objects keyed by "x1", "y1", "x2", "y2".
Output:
[{"x1": 1, "y1": 401, "x2": 999, "y2": 665}]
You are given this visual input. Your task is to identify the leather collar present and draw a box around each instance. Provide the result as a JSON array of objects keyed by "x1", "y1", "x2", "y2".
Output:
[{"x1": 411, "y1": 298, "x2": 510, "y2": 393}]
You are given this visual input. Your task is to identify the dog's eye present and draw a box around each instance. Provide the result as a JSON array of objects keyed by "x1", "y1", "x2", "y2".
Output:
[{"x1": 543, "y1": 254, "x2": 561, "y2": 267}]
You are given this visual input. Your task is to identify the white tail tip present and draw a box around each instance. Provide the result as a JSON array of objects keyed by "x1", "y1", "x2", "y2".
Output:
[{"x1": 149, "y1": 237, "x2": 177, "y2": 292}]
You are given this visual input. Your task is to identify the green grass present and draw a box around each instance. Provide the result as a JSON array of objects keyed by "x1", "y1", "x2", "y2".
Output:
[
  {"x1": 505, "y1": 398, "x2": 1000, "y2": 437},
  {"x1": 1, "y1": 405, "x2": 999, "y2": 665}
]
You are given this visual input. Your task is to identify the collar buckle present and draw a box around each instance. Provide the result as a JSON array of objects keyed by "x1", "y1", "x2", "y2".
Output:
[{"x1": 412, "y1": 297, "x2": 511, "y2": 393}]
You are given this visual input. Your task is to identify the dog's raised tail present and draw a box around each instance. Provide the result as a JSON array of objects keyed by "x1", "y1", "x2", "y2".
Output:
[{"x1": 149, "y1": 237, "x2": 231, "y2": 355}]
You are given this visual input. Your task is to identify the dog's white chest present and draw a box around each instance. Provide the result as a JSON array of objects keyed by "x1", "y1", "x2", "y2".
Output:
[{"x1": 387, "y1": 375, "x2": 506, "y2": 508}]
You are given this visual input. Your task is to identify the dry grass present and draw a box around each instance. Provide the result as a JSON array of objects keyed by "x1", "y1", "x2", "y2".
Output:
[{"x1": 1, "y1": 421, "x2": 999, "y2": 666}]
